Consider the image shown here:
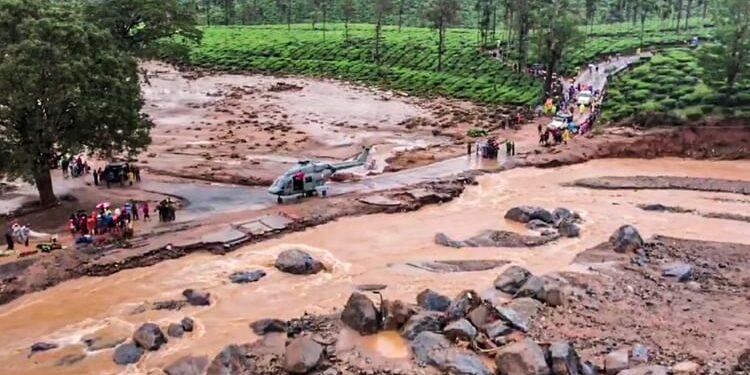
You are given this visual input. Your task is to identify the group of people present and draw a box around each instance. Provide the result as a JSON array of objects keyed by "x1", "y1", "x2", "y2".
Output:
[
  {"x1": 4, "y1": 222, "x2": 31, "y2": 251},
  {"x1": 156, "y1": 199, "x2": 177, "y2": 222},
  {"x1": 92, "y1": 163, "x2": 141, "y2": 188},
  {"x1": 68, "y1": 200, "x2": 153, "y2": 243},
  {"x1": 60, "y1": 155, "x2": 91, "y2": 178}
]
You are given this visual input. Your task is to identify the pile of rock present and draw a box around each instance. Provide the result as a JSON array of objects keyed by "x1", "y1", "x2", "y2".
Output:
[
  {"x1": 113, "y1": 317, "x2": 194, "y2": 365},
  {"x1": 610, "y1": 225, "x2": 695, "y2": 283},
  {"x1": 504, "y1": 206, "x2": 583, "y2": 238},
  {"x1": 494, "y1": 265, "x2": 572, "y2": 307}
]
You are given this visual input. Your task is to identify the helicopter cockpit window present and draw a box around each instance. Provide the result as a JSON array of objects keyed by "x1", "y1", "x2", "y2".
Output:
[
  {"x1": 305, "y1": 176, "x2": 313, "y2": 183},
  {"x1": 272, "y1": 177, "x2": 285, "y2": 188}
]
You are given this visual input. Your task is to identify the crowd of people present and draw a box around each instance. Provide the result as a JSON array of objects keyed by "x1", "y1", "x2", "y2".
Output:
[{"x1": 60, "y1": 155, "x2": 91, "y2": 178}]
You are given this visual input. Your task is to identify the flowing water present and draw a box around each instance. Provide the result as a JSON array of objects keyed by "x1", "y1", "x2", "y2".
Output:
[{"x1": 1, "y1": 158, "x2": 749, "y2": 375}]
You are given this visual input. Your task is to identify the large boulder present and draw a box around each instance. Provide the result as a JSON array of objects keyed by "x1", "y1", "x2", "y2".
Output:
[
  {"x1": 435, "y1": 233, "x2": 465, "y2": 248},
  {"x1": 274, "y1": 249, "x2": 324, "y2": 275},
  {"x1": 381, "y1": 299, "x2": 417, "y2": 330},
  {"x1": 132, "y1": 323, "x2": 168, "y2": 351},
  {"x1": 410, "y1": 332, "x2": 492, "y2": 375},
  {"x1": 446, "y1": 290, "x2": 482, "y2": 320},
  {"x1": 340, "y1": 292, "x2": 380, "y2": 335},
  {"x1": 484, "y1": 321, "x2": 513, "y2": 341},
  {"x1": 417, "y1": 289, "x2": 451, "y2": 312},
  {"x1": 229, "y1": 270, "x2": 267, "y2": 284},
  {"x1": 401, "y1": 311, "x2": 446, "y2": 340},
  {"x1": 604, "y1": 349, "x2": 629, "y2": 375},
  {"x1": 558, "y1": 222, "x2": 581, "y2": 238},
  {"x1": 544, "y1": 283, "x2": 571, "y2": 307},
  {"x1": 514, "y1": 276, "x2": 546, "y2": 300},
  {"x1": 495, "y1": 339, "x2": 551, "y2": 375},
  {"x1": 283, "y1": 336, "x2": 324, "y2": 374},
  {"x1": 113, "y1": 343, "x2": 144, "y2": 365},
  {"x1": 494, "y1": 265, "x2": 533, "y2": 294},
  {"x1": 549, "y1": 342, "x2": 582, "y2": 375},
  {"x1": 164, "y1": 355, "x2": 210, "y2": 375},
  {"x1": 443, "y1": 319, "x2": 478, "y2": 342},
  {"x1": 505, "y1": 206, "x2": 554, "y2": 224},
  {"x1": 495, "y1": 306, "x2": 530, "y2": 332},
  {"x1": 207, "y1": 345, "x2": 257, "y2": 375},
  {"x1": 527, "y1": 219, "x2": 553, "y2": 230},
  {"x1": 250, "y1": 318, "x2": 288, "y2": 335},
  {"x1": 609, "y1": 225, "x2": 643, "y2": 253},
  {"x1": 506, "y1": 297, "x2": 544, "y2": 322},
  {"x1": 552, "y1": 208, "x2": 578, "y2": 225},
  {"x1": 182, "y1": 289, "x2": 211, "y2": 306}
]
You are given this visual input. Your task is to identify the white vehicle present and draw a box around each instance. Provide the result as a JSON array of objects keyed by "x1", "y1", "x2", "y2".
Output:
[
  {"x1": 547, "y1": 113, "x2": 572, "y2": 130},
  {"x1": 577, "y1": 90, "x2": 593, "y2": 106}
]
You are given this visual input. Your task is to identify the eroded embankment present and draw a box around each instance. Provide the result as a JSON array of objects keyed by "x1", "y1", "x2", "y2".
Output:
[
  {"x1": 0, "y1": 177, "x2": 473, "y2": 307},
  {"x1": 516, "y1": 125, "x2": 750, "y2": 169},
  {"x1": 570, "y1": 175, "x2": 750, "y2": 195}
]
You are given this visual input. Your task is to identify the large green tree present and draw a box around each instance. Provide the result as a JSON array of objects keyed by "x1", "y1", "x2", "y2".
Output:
[
  {"x1": 534, "y1": 0, "x2": 583, "y2": 95},
  {"x1": 0, "y1": 0, "x2": 153, "y2": 206},
  {"x1": 85, "y1": 0, "x2": 202, "y2": 60},
  {"x1": 698, "y1": 0, "x2": 750, "y2": 90},
  {"x1": 426, "y1": 0, "x2": 461, "y2": 71}
]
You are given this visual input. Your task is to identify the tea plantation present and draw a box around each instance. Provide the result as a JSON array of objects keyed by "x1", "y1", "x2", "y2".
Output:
[
  {"x1": 182, "y1": 22, "x2": 714, "y2": 107},
  {"x1": 602, "y1": 48, "x2": 750, "y2": 124}
]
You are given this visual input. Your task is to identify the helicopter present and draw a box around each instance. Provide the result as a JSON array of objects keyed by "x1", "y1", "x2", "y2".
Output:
[{"x1": 267, "y1": 146, "x2": 371, "y2": 203}]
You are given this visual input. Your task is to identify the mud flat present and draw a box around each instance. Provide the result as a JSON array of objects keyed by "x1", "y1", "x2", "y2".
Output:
[
  {"x1": 139, "y1": 62, "x2": 525, "y2": 185},
  {"x1": 638, "y1": 203, "x2": 750, "y2": 223}
]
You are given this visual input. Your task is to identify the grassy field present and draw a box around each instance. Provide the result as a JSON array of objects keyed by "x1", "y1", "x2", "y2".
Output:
[
  {"x1": 602, "y1": 48, "x2": 750, "y2": 125},
  {"x1": 180, "y1": 20, "x2": 715, "y2": 107}
]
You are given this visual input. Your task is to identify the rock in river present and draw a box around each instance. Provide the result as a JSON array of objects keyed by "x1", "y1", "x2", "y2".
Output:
[
  {"x1": 29, "y1": 342, "x2": 58, "y2": 356},
  {"x1": 417, "y1": 289, "x2": 451, "y2": 312},
  {"x1": 275, "y1": 249, "x2": 324, "y2": 275},
  {"x1": 609, "y1": 225, "x2": 643, "y2": 253},
  {"x1": 229, "y1": 270, "x2": 266, "y2": 284},
  {"x1": 181, "y1": 317, "x2": 195, "y2": 332},
  {"x1": 167, "y1": 323, "x2": 185, "y2": 338},
  {"x1": 113, "y1": 343, "x2": 144, "y2": 365},
  {"x1": 340, "y1": 292, "x2": 380, "y2": 335},
  {"x1": 207, "y1": 344, "x2": 256, "y2": 374},
  {"x1": 527, "y1": 219, "x2": 553, "y2": 230},
  {"x1": 558, "y1": 221, "x2": 581, "y2": 238},
  {"x1": 552, "y1": 207, "x2": 578, "y2": 224},
  {"x1": 283, "y1": 336, "x2": 324, "y2": 374},
  {"x1": 505, "y1": 206, "x2": 554, "y2": 224},
  {"x1": 250, "y1": 318, "x2": 288, "y2": 335},
  {"x1": 495, "y1": 338, "x2": 550, "y2": 375},
  {"x1": 661, "y1": 262, "x2": 693, "y2": 282},
  {"x1": 494, "y1": 265, "x2": 533, "y2": 294},
  {"x1": 164, "y1": 355, "x2": 209, "y2": 375},
  {"x1": 182, "y1": 289, "x2": 211, "y2": 306},
  {"x1": 133, "y1": 323, "x2": 168, "y2": 351}
]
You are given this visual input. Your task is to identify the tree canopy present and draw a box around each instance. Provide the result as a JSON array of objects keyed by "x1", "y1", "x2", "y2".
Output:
[
  {"x1": 85, "y1": 0, "x2": 203, "y2": 60},
  {"x1": 0, "y1": 0, "x2": 152, "y2": 206},
  {"x1": 698, "y1": 0, "x2": 750, "y2": 91}
]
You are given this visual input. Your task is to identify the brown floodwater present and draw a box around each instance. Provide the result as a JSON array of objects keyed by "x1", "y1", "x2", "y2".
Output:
[{"x1": 1, "y1": 158, "x2": 749, "y2": 375}]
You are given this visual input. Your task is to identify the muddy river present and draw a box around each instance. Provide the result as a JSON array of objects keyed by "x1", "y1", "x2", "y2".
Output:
[{"x1": 2, "y1": 158, "x2": 749, "y2": 375}]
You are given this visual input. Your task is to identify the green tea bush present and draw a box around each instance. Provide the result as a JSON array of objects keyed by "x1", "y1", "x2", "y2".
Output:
[{"x1": 602, "y1": 47, "x2": 750, "y2": 124}]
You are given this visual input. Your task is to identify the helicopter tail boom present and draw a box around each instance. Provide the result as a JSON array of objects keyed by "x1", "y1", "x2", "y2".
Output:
[{"x1": 330, "y1": 146, "x2": 371, "y2": 172}]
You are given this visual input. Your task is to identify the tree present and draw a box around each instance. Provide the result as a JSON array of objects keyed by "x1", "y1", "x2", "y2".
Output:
[
  {"x1": 584, "y1": 0, "x2": 597, "y2": 36},
  {"x1": 397, "y1": 0, "x2": 408, "y2": 31},
  {"x1": 310, "y1": 0, "x2": 328, "y2": 37},
  {"x1": 637, "y1": 0, "x2": 657, "y2": 47},
  {"x1": 426, "y1": 0, "x2": 461, "y2": 71},
  {"x1": 514, "y1": 0, "x2": 532, "y2": 72},
  {"x1": 86, "y1": 0, "x2": 202, "y2": 60},
  {"x1": 341, "y1": 0, "x2": 355, "y2": 40},
  {"x1": 476, "y1": 0, "x2": 493, "y2": 47},
  {"x1": 0, "y1": 0, "x2": 153, "y2": 207},
  {"x1": 373, "y1": 0, "x2": 393, "y2": 66},
  {"x1": 534, "y1": 0, "x2": 582, "y2": 96},
  {"x1": 698, "y1": 0, "x2": 750, "y2": 90}
]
